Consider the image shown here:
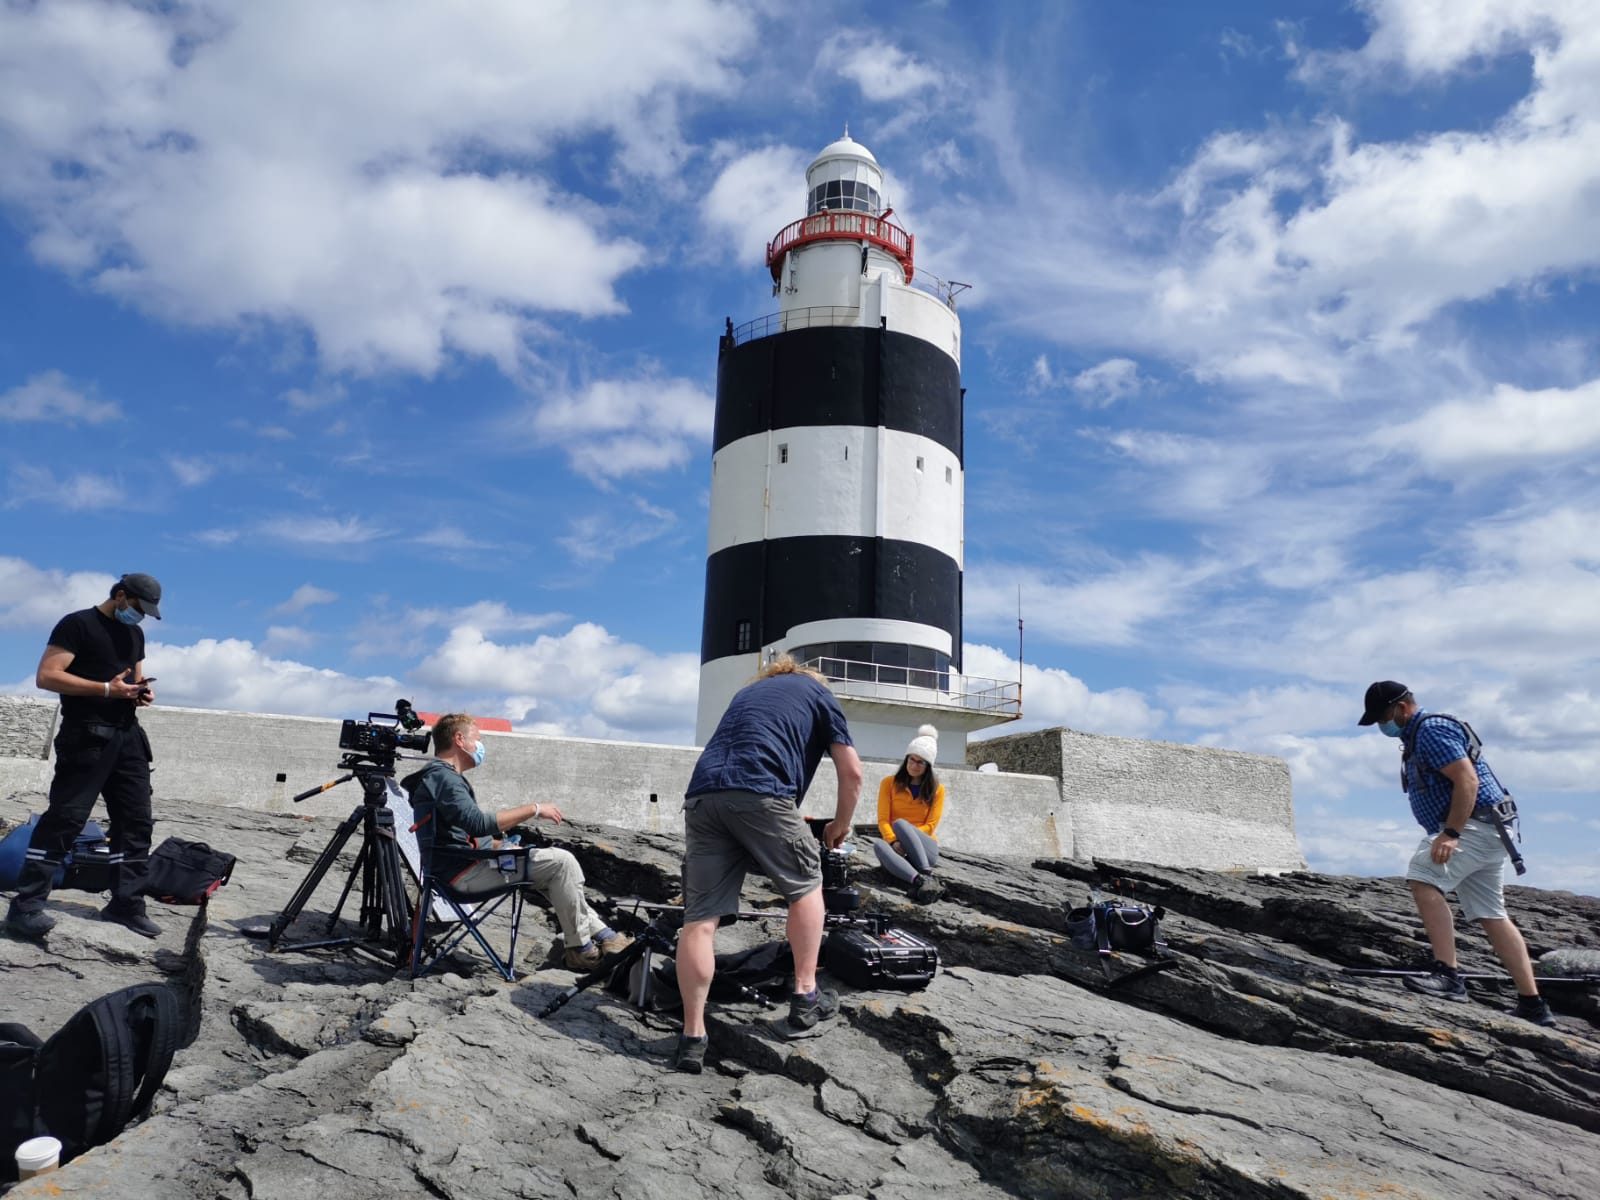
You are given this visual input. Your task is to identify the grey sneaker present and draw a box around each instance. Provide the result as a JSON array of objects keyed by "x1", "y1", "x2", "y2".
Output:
[
  {"x1": 771, "y1": 988, "x2": 839, "y2": 1040},
  {"x1": 5, "y1": 905, "x2": 55, "y2": 940},
  {"x1": 1402, "y1": 961, "x2": 1467, "y2": 1000},
  {"x1": 672, "y1": 1035, "x2": 708, "y2": 1074},
  {"x1": 100, "y1": 901, "x2": 160, "y2": 939},
  {"x1": 1514, "y1": 994, "x2": 1556, "y2": 1027}
]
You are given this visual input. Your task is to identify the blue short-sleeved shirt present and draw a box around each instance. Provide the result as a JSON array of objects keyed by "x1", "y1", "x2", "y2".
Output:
[
  {"x1": 686, "y1": 672, "x2": 854, "y2": 804},
  {"x1": 1401, "y1": 709, "x2": 1504, "y2": 834}
]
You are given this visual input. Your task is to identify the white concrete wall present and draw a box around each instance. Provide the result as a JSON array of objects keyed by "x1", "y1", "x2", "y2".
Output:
[
  {"x1": 0, "y1": 696, "x2": 1300, "y2": 871},
  {"x1": 969, "y1": 727, "x2": 1306, "y2": 872}
]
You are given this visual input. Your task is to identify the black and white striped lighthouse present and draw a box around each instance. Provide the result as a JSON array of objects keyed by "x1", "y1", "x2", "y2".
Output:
[{"x1": 696, "y1": 132, "x2": 1018, "y2": 761}]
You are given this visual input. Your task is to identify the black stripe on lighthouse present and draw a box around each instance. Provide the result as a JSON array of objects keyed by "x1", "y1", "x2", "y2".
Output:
[
  {"x1": 714, "y1": 325, "x2": 962, "y2": 460},
  {"x1": 699, "y1": 536, "x2": 961, "y2": 666}
]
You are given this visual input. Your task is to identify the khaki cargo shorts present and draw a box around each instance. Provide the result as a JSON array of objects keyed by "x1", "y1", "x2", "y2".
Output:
[
  {"x1": 682, "y1": 789, "x2": 822, "y2": 923},
  {"x1": 1404, "y1": 819, "x2": 1509, "y2": 921}
]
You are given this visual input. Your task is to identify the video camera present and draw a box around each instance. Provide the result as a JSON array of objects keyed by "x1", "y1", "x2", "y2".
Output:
[
  {"x1": 805, "y1": 816, "x2": 861, "y2": 915},
  {"x1": 337, "y1": 699, "x2": 430, "y2": 772}
]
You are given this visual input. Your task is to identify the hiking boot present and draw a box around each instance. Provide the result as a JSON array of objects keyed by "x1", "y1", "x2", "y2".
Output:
[
  {"x1": 1402, "y1": 960, "x2": 1467, "y2": 1000},
  {"x1": 910, "y1": 874, "x2": 944, "y2": 904},
  {"x1": 597, "y1": 932, "x2": 634, "y2": 958},
  {"x1": 1514, "y1": 994, "x2": 1557, "y2": 1027},
  {"x1": 5, "y1": 904, "x2": 55, "y2": 940},
  {"x1": 100, "y1": 901, "x2": 160, "y2": 939},
  {"x1": 770, "y1": 987, "x2": 839, "y2": 1040},
  {"x1": 564, "y1": 941, "x2": 604, "y2": 972},
  {"x1": 672, "y1": 1035, "x2": 708, "y2": 1074}
]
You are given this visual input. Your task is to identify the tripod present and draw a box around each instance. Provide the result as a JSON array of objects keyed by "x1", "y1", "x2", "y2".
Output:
[
  {"x1": 267, "y1": 766, "x2": 414, "y2": 966},
  {"x1": 539, "y1": 903, "x2": 782, "y2": 1019}
]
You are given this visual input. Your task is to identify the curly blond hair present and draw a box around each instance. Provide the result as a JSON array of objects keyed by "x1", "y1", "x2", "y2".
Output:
[{"x1": 753, "y1": 653, "x2": 827, "y2": 685}]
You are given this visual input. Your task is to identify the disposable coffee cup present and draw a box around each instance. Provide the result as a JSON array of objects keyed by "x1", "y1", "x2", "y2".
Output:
[{"x1": 15, "y1": 1135, "x2": 61, "y2": 1179}]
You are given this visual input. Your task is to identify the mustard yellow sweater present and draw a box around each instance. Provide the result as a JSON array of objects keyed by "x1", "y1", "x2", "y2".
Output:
[{"x1": 876, "y1": 775, "x2": 945, "y2": 843}]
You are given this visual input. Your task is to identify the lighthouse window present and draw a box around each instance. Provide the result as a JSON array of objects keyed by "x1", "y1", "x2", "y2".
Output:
[
  {"x1": 945, "y1": 466, "x2": 952, "y2": 483},
  {"x1": 735, "y1": 620, "x2": 753, "y2": 653},
  {"x1": 826, "y1": 181, "x2": 842, "y2": 204},
  {"x1": 778, "y1": 443, "x2": 788, "y2": 464},
  {"x1": 916, "y1": 456, "x2": 924, "y2": 472}
]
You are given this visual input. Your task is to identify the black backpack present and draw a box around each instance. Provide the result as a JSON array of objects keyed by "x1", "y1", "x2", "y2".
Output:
[
  {"x1": 1065, "y1": 892, "x2": 1178, "y2": 988},
  {"x1": 140, "y1": 837, "x2": 237, "y2": 905},
  {"x1": 0, "y1": 983, "x2": 183, "y2": 1182}
]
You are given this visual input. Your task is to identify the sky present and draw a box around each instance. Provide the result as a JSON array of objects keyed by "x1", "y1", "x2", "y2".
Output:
[{"x1": 2, "y1": 0, "x2": 1597, "y2": 894}]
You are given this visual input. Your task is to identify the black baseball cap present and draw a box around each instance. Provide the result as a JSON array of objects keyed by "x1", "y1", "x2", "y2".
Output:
[
  {"x1": 118, "y1": 573, "x2": 163, "y2": 620},
  {"x1": 1358, "y1": 680, "x2": 1408, "y2": 726}
]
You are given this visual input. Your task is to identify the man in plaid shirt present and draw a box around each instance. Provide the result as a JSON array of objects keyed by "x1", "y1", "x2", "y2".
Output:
[{"x1": 1359, "y1": 681, "x2": 1554, "y2": 1026}]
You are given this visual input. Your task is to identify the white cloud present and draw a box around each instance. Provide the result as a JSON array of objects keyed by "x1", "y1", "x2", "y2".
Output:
[
  {"x1": 413, "y1": 621, "x2": 699, "y2": 743},
  {"x1": 966, "y1": 555, "x2": 1223, "y2": 648},
  {"x1": 6, "y1": 465, "x2": 122, "y2": 511},
  {"x1": 257, "y1": 515, "x2": 386, "y2": 547},
  {"x1": 558, "y1": 499, "x2": 678, "y2": 565},
  {"x1": 519, "y1": 372, "x2": 714, "y2": 482},
  {"x1": 262, "y1": 625, "x2": 317, "y2": 654},
  {"x1": 1373, "y1": 378, "x2": 1600, "y2": 472},
  {"x1": 147, "y1": 637, "x2": 403, "y2": 717},
  {"x1": 1070, "y1": 358, "x2": 1145, "y2": 405},
  {"x1": 272, "y1": 583, "x2": 338, "y2": 615},
  {"x1": 818, "y1": 31, "x2": 940, "y2": 101},
  {"x1": 165, "y1": 455, "x2": 217, "y2": 487},
  {"x1": 0, "y1": 0, "x2": 757, "y2": 377},
  {"x1": 407, "y1": 601, "x2": 566, "y2": 636},
  {"x1": 963, "y1": 642, "x2": 1163, "y2": 741},
  {"x1": 0, "y1": 558, "x2": 111, "y2": 630},
  {"x1": 0, "y1": 370, "x2": 119, "y2": 423},
  {"x1": 701, "y1": 144, "x2": 811, "y2": 267}
]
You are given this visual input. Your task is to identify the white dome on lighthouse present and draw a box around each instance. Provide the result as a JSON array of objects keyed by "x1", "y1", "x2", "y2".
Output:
[{"x1": 805, "y1": 131, "x2": 885, "y2": 217}]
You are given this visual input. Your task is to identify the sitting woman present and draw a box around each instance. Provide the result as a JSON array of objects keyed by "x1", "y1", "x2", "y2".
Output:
[{"x1": 871, "y1": 725, "x2": 945, "y2": 899}]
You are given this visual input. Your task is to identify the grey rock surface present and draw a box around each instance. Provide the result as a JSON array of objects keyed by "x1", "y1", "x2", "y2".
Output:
[{"x1": 2, "y1": 790, "x2": 1597, "y2": 1199}]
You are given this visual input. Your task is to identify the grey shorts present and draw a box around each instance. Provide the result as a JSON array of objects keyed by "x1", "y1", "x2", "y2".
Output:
[
  {"x1": 1404, "y1": 820, "x2": 1509, "y2": 921},
  {"x1": 681, "y1": 789, "x2": 822, "y2": 923}
]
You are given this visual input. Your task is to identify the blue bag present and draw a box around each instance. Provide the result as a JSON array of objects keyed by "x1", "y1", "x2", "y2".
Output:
[{"x1": 0, "y1": 815, "x2": 112, "y2": 892}]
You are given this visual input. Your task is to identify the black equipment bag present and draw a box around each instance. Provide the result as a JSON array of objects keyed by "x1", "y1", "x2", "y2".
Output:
[
  {"x1": 140, "y1": 837, "x2": 236, "y2": 905},
  {"x1": 0, "y1": 816, "x2": 111, "y2": 893},
  {"x1": 1066, "y1": 894, "x2": 1177, "y2": 988},
  {"x1": 823, "y1": 925, "x2": 939, "y2": 990},
  {"x1": 1, "y1": 983, "x2": 183, "y2": 1182}
]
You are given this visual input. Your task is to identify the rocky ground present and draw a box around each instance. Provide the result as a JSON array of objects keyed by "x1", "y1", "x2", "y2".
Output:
[{"x1": 2, "y1": 789, "x2": 1598, "y2": 1200}]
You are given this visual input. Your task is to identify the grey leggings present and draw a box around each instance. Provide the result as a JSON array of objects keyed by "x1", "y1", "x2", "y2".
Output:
[{"x1": 871, "y1": 820, "x2": 940, "y2": 884}]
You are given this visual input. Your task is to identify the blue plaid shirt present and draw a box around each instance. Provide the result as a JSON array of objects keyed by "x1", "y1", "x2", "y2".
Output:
[{"x1": 1401, "y1": 709, "x2": 1504, "y2": 834}]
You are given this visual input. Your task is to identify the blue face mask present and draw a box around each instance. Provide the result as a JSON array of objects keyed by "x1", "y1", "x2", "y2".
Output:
[
  {"x1": 115, "y1": 604, "x2": 144, "y2": 626},
  {"x1": 1378, "y1": 720, "x2": 1403, "y2": 738},
  {"x1": 471, "y1": 739, "x2": 487, "y2": 767}
]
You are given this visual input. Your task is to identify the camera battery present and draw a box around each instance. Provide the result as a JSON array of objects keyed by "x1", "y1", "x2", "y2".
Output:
[{"x1": 822, "y1": 925, "x2": 939, "y2": 990}]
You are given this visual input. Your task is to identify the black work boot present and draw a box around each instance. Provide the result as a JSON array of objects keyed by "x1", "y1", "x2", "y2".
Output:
[
  {"x1": 1514, "y1": 994, "x2": 1557, "y2": 1027},
  {"x1": 771, "y1": 987, "x2": 839, "y2": 1040},
  {"x1": 101, "y1": 899, "x2": 160, "y2": 938},
  {"x1": 672, "y1": 1035, "x2": 708, "y2": 1074},
  {"x1": 5, "y1": 901, "x2": 55, "y2": 940},
  {"x1": 1402, "y1": 960, "x2": 1467, "y2": 1000}
]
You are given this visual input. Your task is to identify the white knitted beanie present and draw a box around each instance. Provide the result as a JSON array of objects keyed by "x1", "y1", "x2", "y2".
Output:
[{"x1": 905, "y1": 724, "x2": 938, "y2": 764}]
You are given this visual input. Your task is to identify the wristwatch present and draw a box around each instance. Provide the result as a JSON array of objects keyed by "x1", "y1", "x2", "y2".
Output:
[{"x1": 1441, "y1": 826, "x2": 1463, "y2": 839}]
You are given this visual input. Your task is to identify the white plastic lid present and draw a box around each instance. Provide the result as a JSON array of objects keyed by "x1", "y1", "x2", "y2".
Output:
[{"x1": 15, "y1": 1136, "x2": 62, "y2": 1170}]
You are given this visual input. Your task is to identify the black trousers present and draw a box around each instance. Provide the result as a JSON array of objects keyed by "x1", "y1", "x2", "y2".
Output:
[{"x1": 12, "y1": 721, "x2": 154, "y2": 911}]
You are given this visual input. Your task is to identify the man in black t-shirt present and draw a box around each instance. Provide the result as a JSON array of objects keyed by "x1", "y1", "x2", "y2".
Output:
[{"x1": 5, "y1": 573, "x2": 165, "y2": 941}]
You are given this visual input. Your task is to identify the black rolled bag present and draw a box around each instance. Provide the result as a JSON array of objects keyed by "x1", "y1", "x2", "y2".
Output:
[{"x1": 138, "y1": 837, "x2": 236, "y2": 905}]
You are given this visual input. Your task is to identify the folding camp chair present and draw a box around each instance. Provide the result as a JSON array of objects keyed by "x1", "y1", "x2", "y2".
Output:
[{"x1": 409, "y1": 843, "x2": 530, "y2": 981}]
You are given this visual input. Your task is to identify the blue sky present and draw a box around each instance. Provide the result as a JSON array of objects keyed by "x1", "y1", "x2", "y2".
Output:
[{"x1": 3, "y1": 0, "x2": 1597, "y2": 894}]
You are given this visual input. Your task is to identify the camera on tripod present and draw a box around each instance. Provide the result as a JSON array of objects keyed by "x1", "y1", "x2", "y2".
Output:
[
  {"x1": 337, "y1": 699, "x2": 430, "y2": 771},
  {"x1": 805, "y1": 816, "x2": 861, "y2": 915}
]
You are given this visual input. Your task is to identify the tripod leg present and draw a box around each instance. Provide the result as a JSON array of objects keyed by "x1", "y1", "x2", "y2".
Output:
[
  {"x1": 372, "y1": 819, "x2": 414, "y2": 962},
  {"x1": 328, "y1": 838, "x2": 370, "y2": 934},
  {"x1": 268, "y1": 806, "x2": 367, "y2": 949},
  {"x1": 540, "y1": 936, "x2": 648, "y2": 1018}
]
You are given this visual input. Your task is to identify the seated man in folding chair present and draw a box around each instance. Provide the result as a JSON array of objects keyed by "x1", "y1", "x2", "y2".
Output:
[{"x1": 405, "y1": 712, "x2": 631, "y2": 971}]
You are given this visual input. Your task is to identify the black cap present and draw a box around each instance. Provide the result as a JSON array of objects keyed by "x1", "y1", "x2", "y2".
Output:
[
  {"x1": 118, "y1": 572, "x2": 163, "y2": 620},
  {"x1": 1358, "y1": 680, "x2": 1407, "y2": 726}
]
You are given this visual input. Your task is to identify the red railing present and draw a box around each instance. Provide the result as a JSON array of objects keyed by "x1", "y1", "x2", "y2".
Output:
[{"x1": 767, "y1": 212, "x2": 915, "y2": 283}]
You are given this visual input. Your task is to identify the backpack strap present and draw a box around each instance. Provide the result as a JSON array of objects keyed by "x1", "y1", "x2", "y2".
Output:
[{"x1": 127, "y1": 985, "x2": 182, "y2": 1121}]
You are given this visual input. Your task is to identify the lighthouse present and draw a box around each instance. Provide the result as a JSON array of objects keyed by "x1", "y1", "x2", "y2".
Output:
[{"x1": 695, "y1": 132, "x2": 1020, "y2": 763}]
